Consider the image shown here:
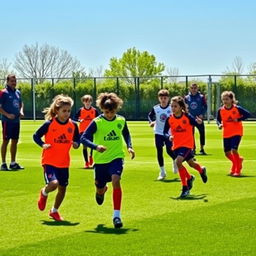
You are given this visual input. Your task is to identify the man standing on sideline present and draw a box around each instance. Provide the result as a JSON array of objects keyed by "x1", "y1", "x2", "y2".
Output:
[
  {"x1": 185, "y1": 83, "x2": 207, "y2": 155},
  {"x1": 0, "y1": 74, "x2": 24, "y2": 170}
]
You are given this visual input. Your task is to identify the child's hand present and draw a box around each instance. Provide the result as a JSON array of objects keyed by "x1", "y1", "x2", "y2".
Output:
[
  {"x1": 169, "y1": 135, "x2": 173, "y2": 142},
  {"x1": 218, "y1": 124, "x2": 223, "y2": 130},
  {"x1": 96, "y1": 145, "x2": 106, "y2": 152},
  {"x1": 128, "y1": 148, "x2": 135, "y2": 159},
  {"x1": 42, "y1": 144, "x2": 51, "y2": 149},
  {"x1": 149, "y1": 121, "x2": 155, "y2": 127},
  {"x1": 73, "y1": 142, "x2": 79, "y2": 149},
  {"x1": 196, "y1": 116, "x2": 202, "y2": 124}
]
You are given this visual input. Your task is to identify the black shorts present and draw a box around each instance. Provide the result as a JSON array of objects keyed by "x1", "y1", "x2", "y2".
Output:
[
  {"x1": 174, "y1": 147, "x2": 194, "y2": 162},
  {"x1": 223, "y1": 136, "x2": 241, "y2": 152},
  {"x1": 43, "y1": 165, "x2": 69, "y2": 187},
  {"x1": 2, "y1": 121, "x2": 20, "y2": 140},
  {"x1": 94, "y1": 158, "x2": 123, "y2": 188},
  {"x1": 155, "y1": 134, "x2": 172, "y2": 148}
]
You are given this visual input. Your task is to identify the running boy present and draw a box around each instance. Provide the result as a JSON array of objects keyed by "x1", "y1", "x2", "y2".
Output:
[
  {"x1": 33, "y1": 95, "x2": 80, "y2": 221},
  {"x1": 80, "y1": 92, "x2": 135, "y2": 228},
  {"x1": 164, "y1": 96, "x2": 207, "y2": 198},
  {"x1": 217, "y1": 91, "x2": 250, "y2": 176},
  {"x1": 74, "y1": 95, "x2": 99, "y2": 168},
  {"x1": 148, "y1": 89, "x2": 177, "y2": 180}
]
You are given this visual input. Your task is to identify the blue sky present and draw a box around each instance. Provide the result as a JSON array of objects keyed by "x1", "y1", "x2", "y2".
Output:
[{"x1": 1, "y1": 0, "x2": 256, "y2": 75}]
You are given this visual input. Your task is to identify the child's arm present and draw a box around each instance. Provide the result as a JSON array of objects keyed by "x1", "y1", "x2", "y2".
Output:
[
  {"x1": 33, "y1": 121, "x2": 51, "y2": 148},
  {"x1": 80, "y1": 121, "x2": 106, "y2": 152},
  {"x1": 72, "y1": 122, "x2": 80, "y2": 149},
  {"x1": 237, "y1": 106, "x2": 251, "y2": 121},
  {"x1": 163, "y1": 117, "x2": 172, "y2": 141},
  {"x1": 187, "y1": 113, "x2": 202, "y2": 127},
  {"x1": 74, "y1": 108, "x2": 82, "y2": 122},
  {"x1": 122, "y1": 122, "x2": 135, "y2": 159},
  {"x1": 148, "y1": 108, "x2": 156, "y2": 127},
  {"x1": 216, "y1": 109, "x2": 223, "y2": 129}
]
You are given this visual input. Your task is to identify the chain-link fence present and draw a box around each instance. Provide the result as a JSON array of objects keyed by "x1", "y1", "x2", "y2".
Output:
[{"x1": 1, "y1": 75, "x2": 256, "y2": 120}]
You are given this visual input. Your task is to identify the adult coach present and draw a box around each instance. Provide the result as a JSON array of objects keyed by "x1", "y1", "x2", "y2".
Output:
[
  {"x1": 0, "y1": 74, "x2": 24, "y2": 170},
  {"x1": 185, "y1": 83, "x2": 207, "y2": 155}
]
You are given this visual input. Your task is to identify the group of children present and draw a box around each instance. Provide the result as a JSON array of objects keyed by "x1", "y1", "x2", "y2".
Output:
[{"x1": 34, "y1": 87, "x2": 250, "y2": 228}]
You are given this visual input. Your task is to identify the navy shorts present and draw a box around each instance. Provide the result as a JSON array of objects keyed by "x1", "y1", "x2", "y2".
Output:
[
  {"x1": 43, "y1": 165, "x2": 69, "y2": 187},
  {"x1": 94, "y1": 158, "x2": 123, "y2": 188},
  {"x1": 2, "y1": 121, "x2": 20, "y2": 140},
  {"x1": 223, "y1": 136, "x2": 241, "y2": 152},
  {"x1": 155, "y1": 134, "x2": 172, "y2": 148},
  {"x1": 174, "y1": 147, "x2": 194, "y2": 162}
]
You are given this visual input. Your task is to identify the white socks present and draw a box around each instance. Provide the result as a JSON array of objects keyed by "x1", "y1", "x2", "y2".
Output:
[{"x1": 113, "y1": 210, "x2": 121, "y2": 219}]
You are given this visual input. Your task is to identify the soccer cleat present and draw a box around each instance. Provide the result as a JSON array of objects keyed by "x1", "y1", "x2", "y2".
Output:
[
  {"x1": 180, "y1": 186, "x2": 190, "y2": 198},
  {"x1": 84, "y1": 162, "x2": 90, "y2": 169},
  {"x1": 199, "y1": 149, "x2": 207, "y2": 155},
  {"x1": 95, "y1": 186, "x2": 108, "y2": 205},
  {"x1": 89, "y1": 156, "x2": 94, "y2": 167},
  {"x1": 157, "y1": 172, "x2": 166, "y2": 180},
  {"x1": 200, "y1": 166, "x2": 208, "y2": 183},
  {"x1": 49, "y1": 211, "x2": 64, "y2": 221},
  {"x1": 113, "y1": 217, "x2": 123, "y2": 228},
  {"x1": 232, "y1": 172, "x2": 241, "y2": 177},
  {"x1": 172, "y1": 161, "x2": 178, "y2": 174},
  {"x1": 38, "y1": 189, "x2": 48, "y2": 211},
  {"x1": 9, "y1": 163, "x2": 24, "y2": 170},
  {"x1": 187, "y1": 175, "x2": 195, "y2": 190},
  {"x1": 0, "y1": 163, "x2": 9, "y2": 171}
]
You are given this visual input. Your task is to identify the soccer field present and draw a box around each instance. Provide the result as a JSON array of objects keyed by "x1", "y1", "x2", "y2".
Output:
[{"x1": 0, "y1": 121, "x2": 256, "y2": 256}]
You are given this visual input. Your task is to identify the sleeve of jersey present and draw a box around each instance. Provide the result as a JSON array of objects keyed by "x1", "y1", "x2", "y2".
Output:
[
  {"x1": 72, "y1": 122, "x2": 81, "y2": 146},
  {"x1": 163, "y1": 117, "x2": 170, "y2": 139},
  {"x1": 187, "y1": 113, "x2": 199, "y2": 127},
  {"x1": 216, "y1": 109, "x2": 222, "y2": 126},
  {"x1": 33, "y1": 121, "x2": 51, "y2": 147},
  {"x1": 237, "y1": 106, "x2": 251, "y2": 121},
  {"x1": 73, "y1": 109, "x2": 81, "y2": 121},
  {"x1": 80, "y1": 121, "x2": 98, "y2": 150},
  {"x1": 201, "y1": 95, "x2": 208, "y2": 115},
  {"x1": 122, "y1": 122, "x2": 132, "y2": 148},
  {"x1": 148, "y1": 108, "x2": 155, "y2": 123},
  {"x1": 95, "y1": 109, "x2": 100, "y2": 117}
]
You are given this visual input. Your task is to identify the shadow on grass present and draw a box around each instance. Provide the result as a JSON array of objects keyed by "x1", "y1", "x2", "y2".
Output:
[
  {"x1": 227, "y1": 175, "x2": 256, "y2": 178},
  {"x1": 154, "y1": 178, "x2": 180, "y2": 183},
  {"x1": 41, "y1": 220, "x2": 80, "y2": 226},
  {"x1": 170, "y1": 194, "x2": 208, "y2": 201},
  {"x1": 85, "y1": 224, "x2": 139, "y2": 235}
]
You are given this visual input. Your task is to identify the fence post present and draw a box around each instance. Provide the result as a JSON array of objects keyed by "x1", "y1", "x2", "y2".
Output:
[
  {"x1": 73, "y1": 77, "x2": 76, "y2": 114},
  {"x1": 207, "y1": 75, "x2": 212, "y2": 123},
  {"x1": 234, "y1": 75, "x2": 237, "y2": 94},
  {"x1": 216, "y1": 83, "x2": 221, "y2": 111},
  {"x1": 137, "y1": 77, "x2": 140, "y2": 120},
  {"x1": 93, "y1": 77, "x2": 97, "y2": 100},
  {"x1": 185, "y1": 76, "x2": 188, "y2": 90},
  {"x1": 31, "y1": 78, "x2": 36, "y2": 121},
  {"x1": 116, "y1": 77, "x2": 120, "y2": 95},
  {"x1": 160, "y1": 76, "x2": 164, "y2": 89}
]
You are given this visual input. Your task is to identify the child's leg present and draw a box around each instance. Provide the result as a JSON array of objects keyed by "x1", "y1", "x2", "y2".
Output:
[
  {"x1": 112, "y1": 174, "x2": 122, "y2": 217},
  {"x1": 232, "y1": 149, "x2": 243, "y2": 175},
  {"x1": 83, "y1": 146, "x2": 89, "y2": 164},
  {"x1": 176, "y1": 156, "x2": 190, "y2": 186},
  {"x1": 156, "y1": 145, "x2": 164, "y2": 167},
  {"x1": 225, "y1": 151, "x2": 236, "y2": 174},
  {"x1": 89, "y1": 148, "x2": 94, "y2": 166},
  {"x1": 187, "y1": 158, "x2": 207, "y2": 183},
  {"x1": 53, "y1": 185, "x2": 66, "y2": 210}
]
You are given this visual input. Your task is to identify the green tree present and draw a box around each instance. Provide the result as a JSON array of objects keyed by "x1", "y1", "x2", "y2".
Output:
[{"x1": 104, "y1": 47, "x2": 165, "y2": 83}]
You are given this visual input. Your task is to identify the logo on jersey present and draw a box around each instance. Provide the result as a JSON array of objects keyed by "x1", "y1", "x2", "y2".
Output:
[
  {"x1": 227, "y1": 116, "x2": 233, "y2": 122},
  {"x1": 117, "y1": 123, "x2": 122, "y2": 129},
  {"x1": 54, "y1": 134, "x2": 70, "y2": 143},
  {"x1": 13, "y1": 99, "x2": 20, "y2": 109},
  {"x1": 175, "y1": 125, "x2": 186, "y2": 132},
  {"x1": 67, "y1": 127, "x2": 73, "y2": 133},
  {"x1": 104, "y1": 130, "x2": 120, "y2": 141},
  {"x1": 160, "y1": 113, "x2": 168, "y2": 122},
  {"x1": 190, "y1": 102, "x2": 198, "y2": 110}
]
